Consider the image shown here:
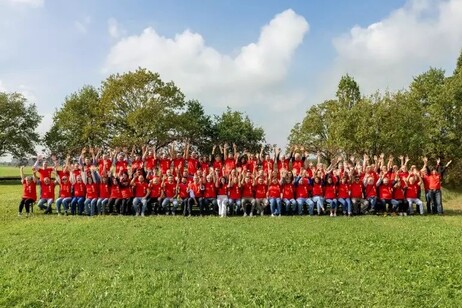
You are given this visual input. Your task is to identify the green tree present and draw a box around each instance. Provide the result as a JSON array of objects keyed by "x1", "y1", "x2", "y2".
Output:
[
  {"x1": 0, "y1": 92, "x2": 41, "y2": 158},
  {"x1": 44, "y1": 86, "x2": 107, "y2": 156},
  {"x1": 178, "y1": 100, "x2": 214, "y2": 154},
  {"x1": 213, "y1": 107, "x2": 265, "y2": 153},
  {"x1": 100, "y1": 68, "x2": 186, "y2": 147},
  {"x1": 336, "y1": 74, "x2": 361, "y2": 109}
]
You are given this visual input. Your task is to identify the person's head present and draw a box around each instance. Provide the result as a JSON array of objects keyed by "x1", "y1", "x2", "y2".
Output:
[
  {"x1": 117, "y1": 154, "x2": 124, "y2": 162},
  {"x1": 227, "y1": 152, "x2": 234, "y2": 159},
  {"x1": 340, "y1": 176, "x2": 347, "y2": 184},
  {"x1": 409, "y1": 176, "x2": 415, "y2": 184},
  {"x1": 84, "y1": 157, "x2": 91, "y2": 165},
  {"x1": 401, "y1": 165, "x2": 408, "y2": 172},
  {"x1": 220, "y1": 177, "x2": 227, "y2": 185},
  {"x1": 265, "y1": 154, "x2": 270, "y2": 161},
  {"x1": 160, "y1": 152, "x2": 167, "y2": 159},
  {"x1": 367, "y1": 177, "x2": 374, "y2": 185},
  {"x1": 381, "y1": 166, "x2": 387, "y2": 173},
  {"x1": 44, "y1": 177, "x2": 50, "y2": 185},
  {"x1": 166, "y1": 169, "x2": 172, "y2": 177},
  {"x1": 121, "y1": 172, "x2": 128, "y2": 180},
  {"x1": 280, "y1": 154, "x2": 286, "y2": 161},
  {"x1": 271, "y1": 177, "x2": 278, "y2": 184},
  {"x1": 206, "y1": 175, "x2": 212, "y2": 182},
  {"x1": 244, "y1": 176, "x2": 251, "y2": 183},
  {"x1": 138, "y1": 174, "x2": 145, "y2": 183},
  {"x1": 294, "y1": 153, "x2": 301, "y2": 161},
  {"x1": 383, "y1": 177, "x2": 389, "y2": 185},
  {"x1": 87, "y1": 177, "x2": 93, "y2": 184},
  {"x1": 181, "y1": 176, "x2": 187, "y2": 184},
  {"x1": 327, "y1": 176, "x2": 333, "y2": 184},
  {"x1": 365, "y1": 166, "x2": 372, "y2": 173},
  {"x1": 135, "y1": 154, "x2": 141, "y2": 161},
  {"x1": 314, "y1": 176, "x2": 320, "y2": 183},
  {"x1": 153, "y1": 177, "x2": 160, "y2": 184},
  {"x1": 257, "y1": 176, "x2": 264, "y2": 184},
  {"x1": 191, "y1": 151, "x2": 198, "y2": 159},
  {"x1": 193, "y1": 176, "x2": 200, "y2": 183},
  {"x1": 42, "y1": 161, "x2": 48, "y2": 169},
  {"x1": 167, "y1": 175, "x2": 174, "y2": 183},
  {"x1": 354, "y1": 176, "x2": 360, "y2": 183},
  {"x1": 215, "y1": 154, "x2": 222, "y2": 162},
  {"x1": 112, "y1": 177, "x2": 118, "y2": 185},
  {"x1": 25, "y1": 176, "x2": 33, "y2": 184},
  {"x1": 176, "y1": 152, "x2": 183, "y2": 159},
  {"x1": 240, "y1": 155, "x2": 247, "y2": 164},
  {"x1": 62, "y1": 176, "x2": 69, "y2": 184},
  {"x1": 182, "y1": 170, "x2": 189, "y2": 177}
]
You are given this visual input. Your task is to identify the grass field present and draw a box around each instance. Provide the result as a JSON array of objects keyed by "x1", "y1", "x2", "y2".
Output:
[
  {"x1": 0, "y1": 165, "x2": 33, "y2": 177},
  {"x1": 1, "y1": 181, "x2": 462, "y2": 306}
]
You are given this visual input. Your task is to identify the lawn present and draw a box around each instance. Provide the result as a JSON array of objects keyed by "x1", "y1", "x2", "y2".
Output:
[
  {"x1": 0, "y1": 165, "x2": 33, "y2": 178},
  {"x1": 1, "y1": 183, "x2": 462, "y2": 307}
]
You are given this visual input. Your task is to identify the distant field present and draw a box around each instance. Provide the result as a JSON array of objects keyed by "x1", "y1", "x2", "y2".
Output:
[
  {"x1": 0, "y1": 183, "x2": 461, "y2": 306},
  {"x1": 0, "y1": 165, "x2": 33, "y2": 178}
]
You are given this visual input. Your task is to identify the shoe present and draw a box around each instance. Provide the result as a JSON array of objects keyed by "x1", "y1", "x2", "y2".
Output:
[
  {"x1": 250, "y1": 212, "x2": 253, "y2": 217},
  {"x1": 278, "y1": 214, "x2": 281, "y2": 217},
  {"x1": 57, "y1": 212, "x2": 61, "y2": 216},
  {"x1": 243, "y1": 213, "x2": 248, "y2": 217},
  {"x1": 271, "y1": 214, "x2": 275, "y2": 217},
  {"x1": 135, "y1": 212, "x2": 140, "y2": 216},
  {"x1": 334, "y1": 212, "x2": 337, "y2": 217},
  {"x1": 172, "y1": 212, "x2": 176, "y2": 216},
  {"x1": 391, "y1": 212, "x2": 397, "y2": 217},
  {"x1": 260, "y1": 212, "x2": 264, "y2": 216},
  {"x1": 18, "y1": 212, "x2": 22, "y2": 216},
  {"x1": 26, "y1": 213, "x2": 29, "y2": 218},
  {"x1": 403, "y1": 213, "x2": 408, "y2": 216},
  {"x1": 141, "y1": 212, "x2": 145, "y2": 217},
  {"x1": 383, "y1": 212, "x2": 388, "y2": 217},
  {"x1": 330, "y1": 212, "x2": 333, "y2": 217}
]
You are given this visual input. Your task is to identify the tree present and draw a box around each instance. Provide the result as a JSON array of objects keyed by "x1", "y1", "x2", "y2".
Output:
[
  {"x1": 0, "y1": 92, "x2": 41, "y2": 158},
  {"x1": 100, "y1": 68, "x2": 186, "y2": 148},
  {"x1": 213, "y1": 107, "x2": 265, "y2": 153},
  {"x1": 336, "y1": 74, "x2": 361, "y2": 109},
  {"x1": 44, "y1": 86, "x2": 107, "y2": 156}
]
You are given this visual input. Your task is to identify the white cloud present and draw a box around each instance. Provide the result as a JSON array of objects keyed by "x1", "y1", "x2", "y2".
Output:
[
  {"x1": 104, "y1": 9, "x2": 309, "y2": 111},
  {"x1": 0, "y1": 0, "x2": 43, "y2": 7},
  {"x1": 74, "y1": 16, "x2": 91, "y2": 34},
  {"x1": 330, "y1": 0, "x2": 462, "y2": 94},
  {"x1": 108, "y1": 18, "x2": 125, "y2": 39},
  {"x1": 0, "y1": 80, "x2": 6, "y2": 92}
]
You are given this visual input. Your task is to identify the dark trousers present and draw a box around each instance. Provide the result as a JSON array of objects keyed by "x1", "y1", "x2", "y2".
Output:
[{"x1": 19, "y1": 198, "x2": 34, "y2": 213}]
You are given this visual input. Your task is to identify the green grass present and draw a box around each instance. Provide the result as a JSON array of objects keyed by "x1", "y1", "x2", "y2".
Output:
[
  {"x1": 1, "y1": 184, "x2": 462, "y2": 307},
  {"x1": 0, "y1": 165, "x2": 33, "y2": 178}
]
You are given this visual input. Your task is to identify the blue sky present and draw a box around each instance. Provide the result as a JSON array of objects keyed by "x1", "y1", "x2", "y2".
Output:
[{"x1": 1, "y1": 0, "x2": 461, "y2": 150}]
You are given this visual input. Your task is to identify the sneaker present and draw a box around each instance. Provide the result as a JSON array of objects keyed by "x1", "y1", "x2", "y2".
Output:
[
  {"x1": 391, "y1": 212, "x2": 397, "y2": 217},
  {"x1": 135, "y1": 212, "x2": 140, "y2": 216},
  {"x1": 250, "y1": 212, "x2": 253, "y2": 217},
  {"x1": 18, "y1": 212, "x2": 22, "y2": 216},
  {"x1": 141, "y1": 212, "x2": 145, "y2": 217},
  {"x1": 243, "y1": 213, "x2": 248, "y2": 217},
  {"x1": 172, "y1": 212, "x2": 176, "y2": 216},
  {"x1": 260, "y1": 212, "x2": 264, "y2": 216},
  {"x1": 57, "y1": 212, "x2": 61, "y2": 216},
  {"x1": 330, "y1": 212, "x2": 333, "y2": 217},
  {"x1": 383, "y1": 212, "x2": 388, "y2": 217},
  {"x1": 278, "y1": 214, "x2": 281, "y2": 217},
  {"x1": 334, "y1": 212, "x2": 337, "y2": 217},
  {"x1": 271, "y1": 214, "x2": 275, "y2": 217},
  {"x1": 403, "y1": 213, "x2": 408, "y2": 216}
]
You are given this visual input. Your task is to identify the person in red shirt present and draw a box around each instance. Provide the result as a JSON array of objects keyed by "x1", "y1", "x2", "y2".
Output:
[
  {"x1": 363, "y1": 175, "x2": 378, "y2": 213},
  {"x1": 131, "y1": 174, "x2": 149, "y2": 216},
  {"x1": 202, "y1": 173, "x2": 218, "y2": 216},
  {"x1": 310, "y1": 176, "x2": 325, "y2": 215},
  {"x1": 35, "y1": 167, "x2": 56, "y2": 215},
  {"x1": 294, "y1": 169, "x2": 314, "y2": 215},
  {"x1": 147, "y1": 176, "x2": 162, "y2": 215},
  {"x1": 324, "y1": 174, "x2": 338, "y2": 217},
  {"x1": 391, "y1": 174, "x2": 406, "y2": 216},
  {"x1": 405, "y1": 172, "x2": 424, "y2": 215},
  {"x1": 227, "y1": 170, "x2": 242, "y2": 215},
  {"x1": 84, "y1": 171, "x2": 99, "y2": 216},
  {"x1": 216, "y1": 175, "x2": 228, "y2": 217},
  {"x1": 18, "y1": 166, "x2": 36, "y2": 217},
  {"x1": 158, "y1": 152, "x2": 171, "y2": 175},
  {"x1": 95, "y1": 171, "x2": 111, "y2": 215},
  {"x1": 56, "y1": 172, "x2": 72, "y2": 216},
  {"x1": 96, "y1": 152, "x2": 112, "y2": 177},
  {"x1": 253, "y1": 175, "x2": 268, "y2": 216},
  {"x1": 107, "y1": 177, "x2": 122, "y2": 215},
  {"x1": 161, "y1": 175, "x2": 179, "y2": 215},
  {"x1": 70, "y1": 173, "x2": 86, "y2": 215},
  {"x1": 426, "y1": 158, "x2": 451, "y2": 214},
  {"x1": 143, "y1": 147, "x2": 157, "y2": 172},
  {"x1": 280, "y1": 170, "x2": 296, "y2": 215},
  {"x1": 119, "y1": 171, "x2": 132, "y2": 215},
  {"x1": 240, "y1": 175, "x2": 256, "y2": 216},
  {"x1": 337, "y1": 176, "x2": 352, "y2": 216},
  {"x1": 349, "y1": 174, "x2": 366, "y2": 214},
  {"x1": 267, "y1": 177, "x2": 282, "y2": 216},
  {"x1": 223, "y1": 143, "x2": 237, "y2": 176},
  {"x1": 177, "y1": 176, "x2": 191, "y2": 216},
  {"x1": 33, "y1": 159, "x2": 54, "y2": 182},
  {"x1": 188, "y1": 176, "x2": 204, "y2": 216},
  {"x1": 376, "y1": 173, "x2": 393, "y2": 216}
]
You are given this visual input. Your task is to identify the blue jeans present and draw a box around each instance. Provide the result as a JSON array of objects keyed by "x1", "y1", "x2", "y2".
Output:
[
  {"x1": 269, "y1": 198, "x2": 282, "y2": 215},
  {"x1": 283, "y1": 198, "x2": 296, "y2": 214},
  {"x1": 407, "y1": 198, "x2": 424, "y2": 214},
  {"x1": 37, "y1": 198, "x2": 53, "y2": 213},
  {"x1": 296, "y1": 198, "x2": 314, "y2": 215},
  {"x1": 337, "y1": 198, "x2": 352, "y2": 214},
  {"x1": 227, "y1": 198, "x2": 241, "y2": 215},
  {"x1": 161, "y1": 197, "x2": 178, "y2": 213},
  {"x1": 312, "y1": 196, "x2": 324, "y2": 214},
  {"x1": 132, "y1": 197, "x2": 148, "y2": 215},
  {"x1": 56, "y1": 197, "x2": 72, "y2": 213},
  {"x1": 325, "y1": 198, "x2": 337, "y2": 210},
  {"x1": 429, "y1": 190, "x2": 443, "y2": 214},
  {"x1": 71, "y1": 197, "x2": 85, "y2": 215},
  {"x1": 367, "y1": 197, "x2": 377, "y2": 212},
  {"x1": 84, "y1": 198, "x2": 98, "y2": 216},
  {"x1": 97, "y1": 198, "x2": 109, "y2": 214}
]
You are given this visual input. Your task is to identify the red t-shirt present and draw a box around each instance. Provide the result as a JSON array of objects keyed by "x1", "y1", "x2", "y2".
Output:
[
  {"x1": 37, "y1": 168, "x2": 53, "y2": 181},
  {"x1": 178, "y1": 182, "x2": 189, "y2": 199},
  {"x1": 350, "y1": 182, "x2": 363, "y2": 198},
  {"x1": 99, "y1": 183, "x2": 110, "y2": 199},
  {"x1": 324, "y1": 184, "x2": 336, "y2": 199},
  {"x1": 255, "y1": 183, "x2": 267, "y2": 198},
  {"x1": 131, "y1": 160, "x2": 144, "y2": 172},
  {"x1": 428, "y1": 174, "x2": 441, "y2": 190},
  {"x1": 393, "y1": 186, "x2": 405, "y2": 200},
  {"x1": 22, "y1": 179, "x2": 37, "y2": 201},
  {"x1": 86, "y1": 183, "x2": 98, "y2": 199},
  {"x1": 40, "y1": 182, "x2": 55, "y2": 200},
  {"x1": 134, "y1": 182, "x2": 149, "y2": 198},
  {"x1": 98, "y1": 159, "x2": 112, "y2": 174},
  {"x1": 217, "y1": 183, "x2": 227, "y2": 196},
  {"x1": 115, "y1": 161, "x2": 128, "y2": 174},
  {"x1": 110, "y1": 184, "x2": 122, "y2": 199},
  {"x1": 292, "y1": 160, "x2": 303, "y2": 174},
  {"x1": 144, "y1": 157, "x2": 156, "y2": 171},
  {"x1": 282, "y1": 183, "x2": 294, "y2": 199},
  {"x1": 378, "y1": 184, "x2": 392, "y2": 200},
  {"x1": 189, "y1": 182, "x2": 203, "y2": 198},
  {"x1": 120, "y1": 183, "x2": 132, "y2": 199},
  {"x1": 364, "y1": 184, "x2": 377, "y2": 198},
  {"x1": 228, "y1": 184, "x2": 241, "y2": 199},
  {"x1": 163, "y1": 182, "x2": 177, "y2": 198},
  {"x1": 57, "y1": 170, "x2": 70, "y2": 179},
  {"x1": 337, "y1": 183, "x2": 350, "y2": 199},
  {"x1": 224, "y1": 159, "x2": 236, "y2": 174},
  {"x1": 312, "y1": 183, "x2": 323, "y2": 197},
  {"x1": 73, "y1": 182, "x2": 86, "y2": 198},
  {"x1": 59, "y1": 182, "x2": 72, "y2": 198},
  {"x1": 262, "y1": 159, "x2": 274, "y2": 172},
  {"x1": 149, "y1": 182, "x2": 162, "y2": 198},
  {"x1": 159, "y1": 159, "x2": 171, "y2": 174},
  {"x1": 295, "y1": 178, "x2": 310, "y2": 198},
  {"x1": 406, "y1": 183, "x2": 419, "y2": 199},
  {"x1": 204, "y1": 182, "x2": 217, "y2": 198},
  {"x1": 187, "y1": 158, "x2": 199, "y2": 175},
  {"x1": 267, "y1": 183, "x2": 281, "y2": 198},
  {"x1": 242, "y1": 182, "x2": 254, "y2": 198}
]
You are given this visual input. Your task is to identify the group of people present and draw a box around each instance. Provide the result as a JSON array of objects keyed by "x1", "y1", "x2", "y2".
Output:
[{"x1": 18, "y1": 143, "x2": 451, "y2": 218}]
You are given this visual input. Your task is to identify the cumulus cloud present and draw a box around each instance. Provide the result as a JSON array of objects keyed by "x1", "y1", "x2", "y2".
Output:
[
  {"x1": 104, "y1": 9, "x2": 309, "y2": 110},
  {"x1": 0, "y1": 0, "x2": 43, "y2": 7},
  {"x1": 330, "y1": 0, "x2": 462, "y2": 94}
]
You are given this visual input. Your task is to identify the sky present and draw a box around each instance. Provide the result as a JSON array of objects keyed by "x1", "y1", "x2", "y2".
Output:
[{"x1": 1, "y1": 0, "x2": 462, "y2": 150}]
